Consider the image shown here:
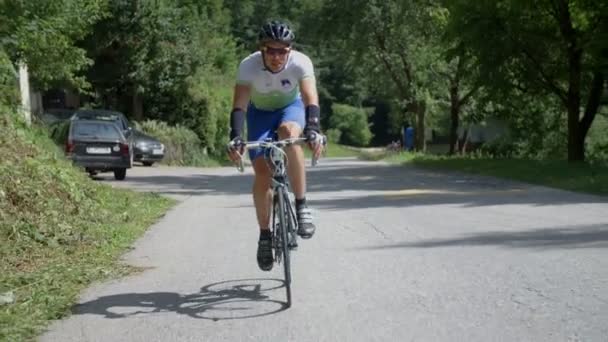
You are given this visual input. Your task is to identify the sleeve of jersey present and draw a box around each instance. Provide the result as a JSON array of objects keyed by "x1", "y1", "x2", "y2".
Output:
[
  {"x1": 297, "y1": 54, "x2": 316, "y2": 81},
  {"x1": 236, "y1": 59, "x2": 253, "y2": 85}
]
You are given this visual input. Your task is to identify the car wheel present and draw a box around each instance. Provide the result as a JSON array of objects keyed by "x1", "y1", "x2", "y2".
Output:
[
  {"x1": 114, "y1": 168, "x2": 127, "y2": 180},
  {"x1": 142, "y1": 161, "x2": 154, "y2": 167}
]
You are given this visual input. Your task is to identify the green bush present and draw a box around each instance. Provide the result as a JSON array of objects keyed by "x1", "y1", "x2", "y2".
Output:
[
  {"x1": 326, "y1": 128, "x2": 342, "y2": 144},
  {"x1": 48, "y1": 120, "x2": 70, "y2": 148},
  {"x1": 329, "y1": 103, "x2": 373, "y2": 147},
  {"x1": 0, "y1": 49, "x2": 19, "y2": 108},
  {"x1": 186, "y1": 69, "x2": 234, "y2": 156},
  {"x1": 587, "y1": 113, "x2": 608, "y2": 163},
  {"x1": 478, "y1": 136, "x2": 518, "y2": 158},
  {"x1": 135, "y1": 120, "x2": 220, "y2": 166}
]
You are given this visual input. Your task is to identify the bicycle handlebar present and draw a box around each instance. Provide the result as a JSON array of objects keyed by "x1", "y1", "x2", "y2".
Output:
[{"x1": 228, "y1": 133, "x2": 327, "y2": 172}]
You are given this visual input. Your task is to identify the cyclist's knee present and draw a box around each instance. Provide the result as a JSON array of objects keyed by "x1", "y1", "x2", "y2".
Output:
[
  {"x1": 252, "y1": 157, "x2": 271, "y2": 176},
  {"x1": 278, "y1": 122, "x2": 302, "y2": 139}
]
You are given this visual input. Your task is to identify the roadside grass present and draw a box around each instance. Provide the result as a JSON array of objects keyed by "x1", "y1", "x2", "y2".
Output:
[
  {"x1": 304, "y1": 143, "x2": 361, "y2": 158},
  {"x1": 0, "y1": 112, "x2": 175, "y2": 341},
  {"x1": 323, "y1": 143, "x2": 362, "y2": 158},
  {"x1": 374, "y1": 150, "x2": 608, "y2": 196}
]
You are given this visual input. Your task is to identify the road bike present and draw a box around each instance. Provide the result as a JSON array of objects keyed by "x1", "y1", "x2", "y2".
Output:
[{"x1": 228, "y1": 133, "x2": 325, "y2": 307}]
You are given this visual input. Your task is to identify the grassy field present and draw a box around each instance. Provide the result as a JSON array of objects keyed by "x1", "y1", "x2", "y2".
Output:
[
  {"x1": 0, "y1": 112, "x2": 175, "y2": 341},
  {"x1": 374, "y1": 151, "x2": 608, "y2": 196}
]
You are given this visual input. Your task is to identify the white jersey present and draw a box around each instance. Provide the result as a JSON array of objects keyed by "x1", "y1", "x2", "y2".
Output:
[{"x1": 237, "y1": 50, "x2": 315, "y2": 111}]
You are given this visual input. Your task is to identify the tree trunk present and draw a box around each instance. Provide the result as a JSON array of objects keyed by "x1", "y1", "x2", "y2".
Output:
[
  {"x1": 458, "y1": 128, "x2": 469, "y2": 154},
  {"x1": 415, "y1": 101, "x2": 426, "y2": 152},
  {"x1": 578, "y1": 72, "x2": 605, "y2": 154},
  {"x1": 567, "y1": 102, "x2": 583, "y2": 162},
  {"x1": 449, "y1": 82, "x2": 460, "y2": 155},
  {"x1": 132, "y1": 92, "x2": 144, "y2": 122},
  {"x1": 566, "y1": 46, "x2": 583, "y2": 162}
]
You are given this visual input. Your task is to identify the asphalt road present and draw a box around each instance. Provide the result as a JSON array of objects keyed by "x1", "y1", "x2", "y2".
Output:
[{"x1": 40, "y1": 158, "x2": 608, "y2": 342}]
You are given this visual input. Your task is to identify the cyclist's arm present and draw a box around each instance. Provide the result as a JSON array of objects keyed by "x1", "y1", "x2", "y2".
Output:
[
  {"x1": 300, "y1": 78, "x2": 318, "y2": 107},
  {"x1": 232, "y1": 84, "x2": 251, "y2": 111},
  {"x1": 301, "y1": 78, "x2": 321, "y2": 136},
  {"x1": 229, "y1": 84, "x2": 251, "y2": 141},
  {"x1": 300, "y1": 77, "x2": 323, "y2": 161}
]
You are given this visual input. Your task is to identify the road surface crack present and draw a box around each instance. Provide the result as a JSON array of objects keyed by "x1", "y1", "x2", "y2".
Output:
[{"x1": 365, "y1": 220, "x2": 391, "y2": 240}]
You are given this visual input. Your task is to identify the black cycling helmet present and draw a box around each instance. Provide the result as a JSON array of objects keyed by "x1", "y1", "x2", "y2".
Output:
[{"x1": 258, "y1": 20, "x2": 295, "y2": 45}]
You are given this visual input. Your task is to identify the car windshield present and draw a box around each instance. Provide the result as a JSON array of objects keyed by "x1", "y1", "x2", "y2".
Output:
[
  {"x1": 72, "y1": 122, "x2": 122, "y2": 140},
  {"x1": 46, "y1": 110, "x2": 74, "y2": 120}
]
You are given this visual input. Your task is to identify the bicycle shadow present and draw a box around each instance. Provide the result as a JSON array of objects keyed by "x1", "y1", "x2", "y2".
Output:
[{"x1": 72, "y1": 278, "x2": 288, "y2": 321}]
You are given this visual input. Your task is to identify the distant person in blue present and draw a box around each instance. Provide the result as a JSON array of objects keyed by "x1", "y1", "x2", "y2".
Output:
[{"x1": 403, "y1": 123, "x2": 414, "y2": 151}]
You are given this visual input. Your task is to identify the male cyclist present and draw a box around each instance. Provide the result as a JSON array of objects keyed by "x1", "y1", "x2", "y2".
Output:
[{"x1": 227, "y1": 20, "x2": 324, "y2": 271}]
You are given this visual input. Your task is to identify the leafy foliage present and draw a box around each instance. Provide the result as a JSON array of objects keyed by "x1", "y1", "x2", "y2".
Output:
[
  {"x1": 81, "y1": 0, "x2": 237, "y2": 156},
  {"x1": 0, "y1": 48, "x2": 18, "y2": 107},
  {"x1": 1, "y1": 0, "x2": 606, "y2": 161},
  {"x1": 0, "y1": 0, "x2": 107, "y2": 90},
  {"x1": 444, "y1": 0, "x2": 608, "y2": 161},
  {"x1": 329, "y1": 103, "x2": 373, "y2": 146},
  {"x1": 135, "y1": 120, "x2": 222, "y2": 166}
]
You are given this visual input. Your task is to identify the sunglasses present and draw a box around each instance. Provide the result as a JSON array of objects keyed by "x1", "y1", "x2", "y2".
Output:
[{"x1": 262, "y1": 46, "x2": 291, "y2": 56}]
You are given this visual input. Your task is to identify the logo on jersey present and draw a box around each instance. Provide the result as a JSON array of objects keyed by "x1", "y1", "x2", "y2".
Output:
[{"x1": 281, "y1": 79, "x2": 292, "y2": 88}]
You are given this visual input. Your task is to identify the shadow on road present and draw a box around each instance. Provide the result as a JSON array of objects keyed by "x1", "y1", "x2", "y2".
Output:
[
  {"x1": 359, "y1": 223, "x2": 608, "y2": 250},
  {"x1": 107, "y1": 161, "x2": 608, "y2": 209},
  {"x1": 72, "y1": 278, "x2": 288, "y2": 321}
]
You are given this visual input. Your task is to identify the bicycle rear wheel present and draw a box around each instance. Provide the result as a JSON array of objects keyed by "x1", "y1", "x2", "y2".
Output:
[{"x1": 275, "y1": 188, "x2": 292, "y2": 307}]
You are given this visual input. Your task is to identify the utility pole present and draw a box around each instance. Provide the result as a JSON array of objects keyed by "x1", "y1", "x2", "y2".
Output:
[{"x1": 18, "y1": 61, "x2": 31, "y2": 125}]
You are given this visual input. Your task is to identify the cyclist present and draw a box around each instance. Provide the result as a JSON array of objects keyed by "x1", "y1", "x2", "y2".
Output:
[{"x1": 227, "y1": 20, "x2": 324, "y2": 271}]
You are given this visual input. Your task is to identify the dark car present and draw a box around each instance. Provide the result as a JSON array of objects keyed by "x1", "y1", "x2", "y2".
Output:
[
  {"x1": 133, "y1": 129, "x2": 165, "y2": 166},
  {"x1": 66, "y1": 120, "x2": 132, "y2": 180},
  {"x1": 70, "y1": 109, "x2": 135, "y2": 163},
  {"x1": 70, "y1": 109, "x2": 132, "y2": 133},
  {"x1": 40, "y1": 108, "x2": 75, "y2": 125}
]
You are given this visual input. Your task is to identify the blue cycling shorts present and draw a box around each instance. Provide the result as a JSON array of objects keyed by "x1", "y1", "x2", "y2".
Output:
[{"x1": 246, "y1": 98, "x2": 305, "y2": 161}]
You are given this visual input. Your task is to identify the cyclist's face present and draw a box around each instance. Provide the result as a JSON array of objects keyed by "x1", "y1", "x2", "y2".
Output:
[{"x1": 261, "y1": 42, "x2": 291, "y2": 72}]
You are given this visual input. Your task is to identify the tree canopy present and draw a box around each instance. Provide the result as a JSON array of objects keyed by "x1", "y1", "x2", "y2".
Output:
[{"x1": 1, "y1": 0, "x2": 606, "y2": 161}]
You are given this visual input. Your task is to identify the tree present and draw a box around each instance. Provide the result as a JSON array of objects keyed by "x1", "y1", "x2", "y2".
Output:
[
  {"x1": 82, "y1": 0, "x2": 237, "y2": 154},
  {"x1": 446, "y1": 0, "x2": 608, "y2": 161},
  {"x1": 318, "y1": 0, "x2": 447, "y2": 151},
  {"x1": 434, "y1": 2, "x2": 482, "y2": 155},
  {"x1": 0, "y1": 0, "x2": 107, "y2": 90}
]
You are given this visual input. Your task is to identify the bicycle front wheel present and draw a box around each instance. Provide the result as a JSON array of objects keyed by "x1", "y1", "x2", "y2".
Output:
[{"x1": 276, "y1": 188, "x2": 292, "y2": 307}]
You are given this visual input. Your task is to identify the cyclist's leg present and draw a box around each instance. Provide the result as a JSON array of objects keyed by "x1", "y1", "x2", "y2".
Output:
[
  {"x1": 276, "y1": 98, "x2": 306, "y2": 199},
  {"x1": 251, "y1": 157, "x2": 273, "y2": 271},
  {"x1": 247, "y1": 105, "x2": 282, "y2": 232},
  {"x1": 251, "y1": 158, "x2": 272, "y2": 230},
  {"x1": 247, "y1": 105, "x2": 282, "y2": 270},
  {"x1": 277, "y1": 98, "x2": 316, "y2": 238}
]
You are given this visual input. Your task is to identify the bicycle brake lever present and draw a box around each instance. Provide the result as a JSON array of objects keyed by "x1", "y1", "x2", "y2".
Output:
[
  {"x1": 227, "y1": 140, "x2": 246, "y2": 173},
  {"x1": 235, "y1": 149, "x2": 245, "y2": 173},
  {"x1": 311, "y1": 134, "x2": 327, "y2": 167}
]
